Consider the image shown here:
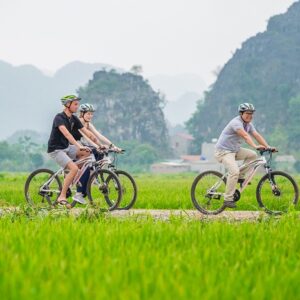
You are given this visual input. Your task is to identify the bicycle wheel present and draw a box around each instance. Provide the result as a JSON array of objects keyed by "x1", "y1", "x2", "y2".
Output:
[
  {"x1": 105, "y1": 170, "x2": 137, "y2": 210},
  {"x1": 87, "y1": 169, "x2": 122, "y2": 211},
  {"x1": 256, "y1": 171, "x2": 299, "y2": 215},
  {"x1": 24, "y1": 169, "x2": 62, "y2": 207},
  {"x1": 191, "y1": 170, "x2": 226, "y2": 215}
]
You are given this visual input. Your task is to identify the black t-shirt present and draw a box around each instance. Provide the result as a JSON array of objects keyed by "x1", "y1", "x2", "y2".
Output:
[
  {"x1": 71, "y1": 126, "x2": 83, "y2": 141},
  {"x1": 71, "y1": 120, "x2": 90, "y2": 141},
  {"x1": 47, "y1": 112, "x2": 83, "y2": 153}
]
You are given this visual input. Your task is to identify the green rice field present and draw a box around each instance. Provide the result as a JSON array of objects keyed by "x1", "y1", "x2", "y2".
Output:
[
  {"x1": 0, "y1": 172, "x2": 300, "y2": 299},
  {"x1": 1, "y1": 172, "x2": 299, "y2": 211}
]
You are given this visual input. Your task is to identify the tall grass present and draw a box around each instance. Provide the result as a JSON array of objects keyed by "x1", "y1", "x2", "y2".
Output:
[{"x1": 0, "y1": 212, "x2": 300, "y2": 299}]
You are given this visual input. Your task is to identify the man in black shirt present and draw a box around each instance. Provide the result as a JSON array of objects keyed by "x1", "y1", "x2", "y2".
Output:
[{"x1": 48, "y1": 95, "x2": 99, "y2": 208}]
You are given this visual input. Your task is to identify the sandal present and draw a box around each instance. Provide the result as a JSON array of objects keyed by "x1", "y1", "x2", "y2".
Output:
[{"x1": 57, "y1": 199, "x2": 71, "y2": 209}]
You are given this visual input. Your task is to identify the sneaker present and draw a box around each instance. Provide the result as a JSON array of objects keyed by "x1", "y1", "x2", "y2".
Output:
[
  {"x1": 224, "y1": 201, "x2": 236, "y2": 208},
  {"x1": 73, "y1": 193, "x2": 86, "y2": 204}
]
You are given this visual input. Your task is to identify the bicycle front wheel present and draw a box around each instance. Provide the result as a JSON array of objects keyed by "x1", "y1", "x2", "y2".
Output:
[
  {"x1": 105, "y1": 170, "x2": 137, "y2": 210},
  {"x1": 24, "y1": 169, "x2": 62, "y2": 207},
  {"x1": 87, "y1": 169, "x2": 122, "y2": 211},
  {"x1": 256, "y1": 171, "x2": 299, "y2": 215},
  {"x1": 191, "y1": 171, "x2": 226, "y2": 215}
]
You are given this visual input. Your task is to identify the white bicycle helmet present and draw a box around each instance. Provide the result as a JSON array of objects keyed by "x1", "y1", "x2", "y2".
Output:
[
  {"x1": 79, "y1": 103, "x2": 96, "y2": 113},
  {"x1": 238, "y1": 102, "x2": 255, "y2": 113}
]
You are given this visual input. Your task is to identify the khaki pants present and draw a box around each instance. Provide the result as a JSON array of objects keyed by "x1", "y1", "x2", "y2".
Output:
[{"x1": 215, "y1": 148, "x2": 257, "y2": 201}]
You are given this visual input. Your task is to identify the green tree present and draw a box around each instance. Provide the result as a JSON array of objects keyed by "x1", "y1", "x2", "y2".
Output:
[{"x1": 78, "y1": 70, "x2": 170, "y2": 155}]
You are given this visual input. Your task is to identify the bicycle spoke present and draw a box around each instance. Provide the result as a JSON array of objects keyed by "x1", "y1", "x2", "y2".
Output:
[
  {"x1": 191, "y1": 171, "x2": 226, "y2": 214},
  {"x1": 257, "y1": 171, "x2": 299, "y2": 214},
  {"x1": 25, "y1": 169, "x2": 61, "y2": 207},
  {"x1": 88, "y1": 170, "x2": 122, "y2": 210}
]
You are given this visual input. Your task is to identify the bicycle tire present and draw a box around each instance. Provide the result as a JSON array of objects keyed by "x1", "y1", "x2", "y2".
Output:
[
  {"x1": 87, "y1": 169, "x2": 122, "y2": 211},
  {"x1": 105, "y1": 170, "x2": 138, "y2": 210},
  {"x1": 191, "y1": 170, "x2": 226, "y2": 215},
  {"x1": 24, "y1": 168, "x2": 62, "y2": 207},
  {"x1": 256, "y1": 170, "x2": 299, "y2": 215}
]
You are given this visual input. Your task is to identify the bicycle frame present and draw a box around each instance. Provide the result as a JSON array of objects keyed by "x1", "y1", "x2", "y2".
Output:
[
  {"x1": 40, "y1": 155, "x2": 96, "y2": 194},
  {"x1": 94, "y1": 150, "x2": 119, "y2": 171},
  {"x1": 96, "y1": 154, "x2": 113, "y2": 169},
  {"x1": 208, "y1": 154, "x2": 271, "y2": 197}
]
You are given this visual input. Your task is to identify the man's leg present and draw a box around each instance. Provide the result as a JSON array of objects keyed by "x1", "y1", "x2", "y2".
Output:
[
  {"x1": 49, "y1": 149, "x2": 78, "y2": 208},
  {"x1": 72, "y1": 148, "x2": 91, "y2": 204},
  {"x1": 236, "y1": 148, "x2": 257, "y2": 179},
  {"x1": 58, "y1": 160, "x2": 78, "y2": 207},
  {"x1": 76, "y1": 148, "x2": 91, "y2": 161},
  {"x1": 221, "y1": 152, "x2": 240, "y2": 203}
]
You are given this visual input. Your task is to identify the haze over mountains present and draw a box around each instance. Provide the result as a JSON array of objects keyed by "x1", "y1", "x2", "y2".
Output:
[
  {"x1": 0, "y1": 60, "x2": 205, "y2": 140},
  {"x1": 148, "y1": 74, "x2": 206, "y2": 125}
]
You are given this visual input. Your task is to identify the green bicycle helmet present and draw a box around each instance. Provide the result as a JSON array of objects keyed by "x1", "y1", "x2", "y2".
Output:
[
  {"x1": 61, "y1": 95, "x2": 81, "y2": 106},
  {"x1": 79, "y1": 103, "x2": 96, "y2": 113},
  {"x1": 238, "y1": 102, "x2": 255, "y2": 113}
]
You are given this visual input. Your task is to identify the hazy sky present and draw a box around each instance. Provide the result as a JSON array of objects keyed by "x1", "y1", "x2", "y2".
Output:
[{"x1": 0, "y1": 0, "x2": 296, "y2": 84}]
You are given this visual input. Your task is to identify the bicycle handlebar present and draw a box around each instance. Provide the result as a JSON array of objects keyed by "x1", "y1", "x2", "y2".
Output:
[
  {"x1": 97, "y1": 148, "x2": 125, "y2": 154},
  {"x1": 258, "y1": 148, "x2": 278, "y2": 155}
]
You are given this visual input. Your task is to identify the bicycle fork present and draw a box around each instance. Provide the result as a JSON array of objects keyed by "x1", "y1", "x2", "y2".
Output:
[{"x1": 265, "y1": 167, "x2": 281, "y2": 196}]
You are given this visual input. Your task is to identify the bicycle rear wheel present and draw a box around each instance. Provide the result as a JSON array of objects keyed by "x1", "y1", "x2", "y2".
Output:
[
  {"x1": 256, "y1": 171, "x2": 299, "y2": 215},
  {"x1": 87, "y1": 169, "x2": 122, "y2": 211},
  {"x1": 191, "y1": 171, "x2": 226, "y2": 215},
  {"x1": 24, "y1": 169, "x2": 62, "y2": 207}
]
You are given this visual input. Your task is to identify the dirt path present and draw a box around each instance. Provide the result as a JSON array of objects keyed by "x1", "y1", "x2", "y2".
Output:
[
  {"x1": 0, "y1": 207, "x2": 272, "y2": 221},
  {"x1": 109, "y1": 209, "x2": 267, "y2": 221}
]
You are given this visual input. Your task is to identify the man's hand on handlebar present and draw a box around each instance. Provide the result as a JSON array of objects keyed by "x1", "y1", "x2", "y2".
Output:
[
  {"x1": 255, "y1": 145, "x2": 278, "y2": 152},
  {"x1": 269, "y1": 147, "x2": 278, "y2": 152},
  {"x1": 255, "y1": 145, "x2": 266, "y2": 151},
  {"x1": 98, "y1": 145, "x2": 109, "y2": 151},
  {"x1": 79, "y1": 146, "x2": 92, "y2": 153},
  {"x1": 113, "y1": 146, "x2": 123, "y2": 153}
]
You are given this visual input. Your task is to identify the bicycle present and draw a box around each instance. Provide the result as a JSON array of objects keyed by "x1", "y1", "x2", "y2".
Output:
[
  {"x1": 24, "y1": 153, "x2": 123, "y2": 211},
  {"x1": 100, "y1": 149, "x2": 137, "y2": 210},
  {"x1": 71, "y1": 148, "x2": 138, "y2": 210},
  {"x1": 191, "y1": 148, "x2": 299, "y2": 215}
]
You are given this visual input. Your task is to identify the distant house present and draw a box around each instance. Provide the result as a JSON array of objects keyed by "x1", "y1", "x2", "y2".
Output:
[
  {"x1": 151, "y1": 140, "x2": 225, "y2": 174},
  {"x1": 150, "y1": 162, "x2": 190, "y2": 174},
  {"x1": 181, "y1": 155, "x2": 203, "y2": 162},
  {"x1": 181, "y1": 151, "x2": 224, "y2": 173},
  {"x1": 201, "y1": 142, "x2": 218, "y2": 161},
  {"x1": 170, "y1": 132, "x2": 194, "y2": 157}
]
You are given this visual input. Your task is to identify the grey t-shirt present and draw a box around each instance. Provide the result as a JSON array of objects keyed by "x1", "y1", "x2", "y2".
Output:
[{"x1": 215, "y1": 116, "x2": 256, "y2": 152}]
